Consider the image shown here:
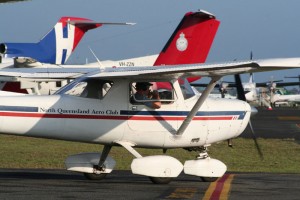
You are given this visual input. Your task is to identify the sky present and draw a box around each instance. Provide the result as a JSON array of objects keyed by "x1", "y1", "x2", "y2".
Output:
[{"x1": 0, "y1": 0, "x2": 299, "y2": 85}]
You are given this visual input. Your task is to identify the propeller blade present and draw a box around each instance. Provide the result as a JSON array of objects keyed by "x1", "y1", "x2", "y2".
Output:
[
  {"x1": 234, "y1": 73, "x2": 263, "y2": 159},
  {"x1": 248, "y1": 120, "x2": 264, "y2": 160},
  {"x1": 234, "y1": 74, "x2": 246, "y2": 101}
]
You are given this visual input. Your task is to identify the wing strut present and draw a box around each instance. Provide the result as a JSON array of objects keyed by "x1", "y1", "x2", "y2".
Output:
[
  {"x1": 176, "y1": 76, "x2": 221, "y2": 136},
  {"x1": 115, "y1": 141, "x2": 142, "y2": 158}
]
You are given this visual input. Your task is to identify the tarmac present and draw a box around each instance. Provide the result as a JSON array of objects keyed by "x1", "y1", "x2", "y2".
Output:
[
  {"x1": 0, "y1": 169, "x2": 299, "y2": 200},
  {"x1": 241, "y1": 107, "x2": 300, "y2": 140}
]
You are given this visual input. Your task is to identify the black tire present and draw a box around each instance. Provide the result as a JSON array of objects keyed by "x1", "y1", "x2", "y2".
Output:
[
  {"x1": 84, "y1": 173, "x2": 107, "y2": 180},
  {"x1": 201, "y1": 177, "x2": 218, "y2": 182},
  {"x1": 149, "y1": 177, "x2": 172, "y2": 184}
]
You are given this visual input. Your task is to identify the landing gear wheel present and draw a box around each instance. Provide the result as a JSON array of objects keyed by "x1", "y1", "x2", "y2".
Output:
[
  {"x1": 149, "y1": 177, "x2": 172, "y2": 184},
  {"x1": 84, "y1": 173, "x2": 107, "y2": 180},
  {"x1": 201, "y1": 177, "x2": 218, "y2": 182}
]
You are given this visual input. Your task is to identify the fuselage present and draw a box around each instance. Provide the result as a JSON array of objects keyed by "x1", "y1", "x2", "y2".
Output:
[{"x1": 0, "y1": 78, "x2": 251, "y2": 148}]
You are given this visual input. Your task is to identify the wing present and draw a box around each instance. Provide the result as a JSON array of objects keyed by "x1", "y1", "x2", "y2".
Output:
[
  {"x1": 89, "y1": 58, "x2": 300, "y2": 79},
  {"x1": 0, "y1": 67, "x2": 98, "y2": 79},
  {"x1": 0, "y1": 57, "x2": 299, "y2": 80}
]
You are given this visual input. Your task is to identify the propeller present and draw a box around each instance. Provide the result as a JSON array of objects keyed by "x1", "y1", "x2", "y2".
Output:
[{"x1": 234, "y1": 74, "x2": 264, "y2": 160}]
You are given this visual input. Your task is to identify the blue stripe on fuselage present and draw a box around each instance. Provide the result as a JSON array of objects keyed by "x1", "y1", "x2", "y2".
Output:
[
  {"x1": 0, "y1": 106, "x2": 38, "y2": 112},
  {"x1": 120, "y1": 110, "x2": 246, "y2": 119}
]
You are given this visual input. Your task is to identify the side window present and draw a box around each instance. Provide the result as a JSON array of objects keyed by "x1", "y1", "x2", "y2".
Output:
[
  {"x1": 130, "y1": 81, "x2": 175, "y2": 105},
  {"x1": 61, "y1": 78, "x2": 113, "y2": 99}
]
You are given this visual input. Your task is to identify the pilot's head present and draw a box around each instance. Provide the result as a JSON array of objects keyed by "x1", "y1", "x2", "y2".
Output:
[{"x1": 136, "y1": 82, "x2": 153, "y2": 91}]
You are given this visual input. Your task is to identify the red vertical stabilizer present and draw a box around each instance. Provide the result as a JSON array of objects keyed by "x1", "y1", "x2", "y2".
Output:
[{"x1": 154, "y1": 10, "x2": 220, "y2": 82}]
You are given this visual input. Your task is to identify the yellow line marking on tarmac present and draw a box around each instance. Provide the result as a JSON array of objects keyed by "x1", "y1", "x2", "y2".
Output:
[
  {"x1": 278, "y1": 116, "x2": 300, "y2": 121},
  {"x1": 202, "y1": 174, "x2": 235, "y2": 200},
  {"x1": 166, "y1": 187, "x2": 198, "y2": 199},
  {"x1": 202, "y1": 180, "x2": 217, "y2": 200},
  {"x1": 221, "y1": 174, "x2": 235, "y2": 199}
]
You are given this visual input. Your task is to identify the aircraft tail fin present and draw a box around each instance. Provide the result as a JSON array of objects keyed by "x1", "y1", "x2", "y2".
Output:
[
  {"x1": 0, "y1": 17, "x2": 132, "y2": 64},
  {"x1": 154, "y1": 10, "x2": 220, "y2": 82}
]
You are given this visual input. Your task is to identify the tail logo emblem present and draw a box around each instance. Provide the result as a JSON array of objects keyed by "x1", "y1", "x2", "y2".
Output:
[{"x1": 176, "y1": 32, "x2": 188, "y2": 51}]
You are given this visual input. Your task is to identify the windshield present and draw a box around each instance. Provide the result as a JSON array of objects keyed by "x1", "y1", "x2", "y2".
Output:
[
  {"x1": 55, "y1": 77, "x2": 113, "y2": 99},
  {"x1": 179, "y1": 78, "x2": 196, "y2": 99}
]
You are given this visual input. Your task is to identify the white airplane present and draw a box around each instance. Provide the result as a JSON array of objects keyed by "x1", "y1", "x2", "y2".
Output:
[
  {"x1": 0, "y1": 10, "x2": 219, "y2": 95},
  {"x1": 0, "y1": 57, "x2": 299, "y2": 184},
  {"x1": 270, "y1": 87, "x2": 300, "y2": 106},
  {"x1": 0, "y1": 10, "x2": 300, "y2": 184}
]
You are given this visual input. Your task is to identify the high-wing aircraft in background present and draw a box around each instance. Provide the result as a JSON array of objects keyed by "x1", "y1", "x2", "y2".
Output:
[
  {"x1": 192, "y1": 73, "x2": 300, "y2": 109},
  {"x1": 191, "y1": 74, "x2": 272, "y2": 108},
  {"x1": 0, "y1": 10, "x2": 300, "y2": 184},
  {"x1": 270, "y1": 87, "x2": 300, "y2": 107},
  {"x1": 0, "y1": 10, "x2": 219, "y2": 95}
]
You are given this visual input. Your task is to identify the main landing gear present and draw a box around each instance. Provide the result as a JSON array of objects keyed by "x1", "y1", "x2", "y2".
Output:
[
  {"x1": 65, "y1": 145, "x2": 116, "y2": 181},
  {"x1": 84, "y1": 145, "x2": 112, "y2": 180},
  {"x1": 183, "y1": 146, "x2": 225, "y2": 182},
  {"x1": 65, "y1": 143, "x2": 226, "y2": 184},
  {"x1": 84, "y1": 172, "x2": 107, "y2": 180}
]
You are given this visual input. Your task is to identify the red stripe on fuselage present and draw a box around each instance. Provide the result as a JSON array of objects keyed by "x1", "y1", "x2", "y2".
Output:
[{"x1": 0, "y1": 112, "x2": 235, "y2": 121}]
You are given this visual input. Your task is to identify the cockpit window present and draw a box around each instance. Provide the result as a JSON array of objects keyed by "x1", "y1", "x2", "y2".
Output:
[
  {"x1": 55, "y1": 78, "x2": 113, "y2": 99},
  {"x1": 179, "y1": 78, "x2": 196, "y2": 99},
  {"x1": 130, "y1": 81, "x2": 175, "y2": 105}
]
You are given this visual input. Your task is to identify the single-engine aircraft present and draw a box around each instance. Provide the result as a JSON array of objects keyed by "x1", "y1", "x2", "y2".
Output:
[{"x1": 0, "y1": 57, "x2": 300, "y2": 184}]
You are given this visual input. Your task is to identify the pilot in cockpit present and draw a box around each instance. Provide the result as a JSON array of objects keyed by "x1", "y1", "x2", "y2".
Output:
[{"x1": 134, "y1": 82, "x2": 161, "y2": 109}]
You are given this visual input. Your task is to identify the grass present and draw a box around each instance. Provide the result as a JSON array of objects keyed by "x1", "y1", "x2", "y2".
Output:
[{"x1": 0, "y1": 135, "x2": 300, "y2": 173}]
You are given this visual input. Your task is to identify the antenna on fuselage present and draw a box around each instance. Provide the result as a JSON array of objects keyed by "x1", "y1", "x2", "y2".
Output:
[{"x1": 88, "y1": 46, "x2": 104, "y2": 71}]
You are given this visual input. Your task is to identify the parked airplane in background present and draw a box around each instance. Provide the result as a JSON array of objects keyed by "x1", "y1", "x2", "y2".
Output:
[
  {"x1": 0, "y1": 16, "x2": 134, "y2": 93},
  {"x1": 0, "y1": 10, "x2": 219, "y2": 95},
  {"x1": 191, "y1": 74, "x2": 272, "y2": 108},
  {"x1": 270, "y1": 87, "x2": 300, "y2": 107},
  {"x1": 0, "y1": 16, "x2": 133, "y2": 65},
  {"x1": 192, "y1": 73, "x2": 300, "y2": 109}
]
